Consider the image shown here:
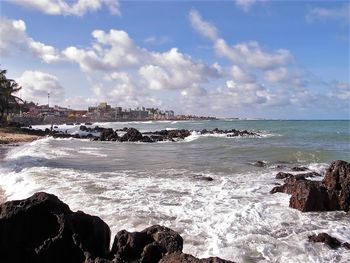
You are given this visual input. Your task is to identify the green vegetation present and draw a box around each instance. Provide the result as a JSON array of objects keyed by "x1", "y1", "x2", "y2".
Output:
[{"x1": 0, "y1": 69, "x2": 23, "y2": 124}]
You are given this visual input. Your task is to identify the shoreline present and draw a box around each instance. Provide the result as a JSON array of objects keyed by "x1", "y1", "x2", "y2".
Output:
[{"x1": 0, "y1": 127, "x2": 44, "y2": 144}]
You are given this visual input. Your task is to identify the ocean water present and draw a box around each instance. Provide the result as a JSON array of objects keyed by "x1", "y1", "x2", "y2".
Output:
[{"x1": 0, "y1": 120, "x2": 349, "y2": 262}]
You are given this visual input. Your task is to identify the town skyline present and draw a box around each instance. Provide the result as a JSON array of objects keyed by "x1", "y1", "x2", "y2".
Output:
[{"x1": 1, "y1": 1, "x2": 349, "y2": 119}]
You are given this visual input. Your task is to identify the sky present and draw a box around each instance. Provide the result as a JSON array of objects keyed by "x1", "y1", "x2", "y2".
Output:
[{"x1": 0, "y1": 0, "x2": 349, "y2": 119}]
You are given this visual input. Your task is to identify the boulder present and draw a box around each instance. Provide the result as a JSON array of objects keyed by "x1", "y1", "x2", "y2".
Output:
[
  {"x1": 121, "y1": 128, "x2": 143, "y2": 142},
  {"x1": 0, "y1": 192, "x2": 111, "y2": 263},
  {"x1": 141, "y1": 136, "x2": 154, "y2": 143},
  {"x1": 254, "y1": 161, "x2": 266, "y2": 167},
  {"x1": 275, "y1": 172, "x2": 293, "y2": 179},
  {"x1": 322, "y1": 160, "x2": 350, "y2": 212},
  {"x1": 308, "y1": 233, "x2": 342, "y2": 249},
  {"x1": 167, "y1": 130, "x2": 191, "y2": 139},
  {"x1": 110, "y1": 225, "x2": 183, "y2": 262},
  {"x1": 100, "y1": 128, "x2": 116, "y2": 141},
  {"x1": 271, "y1": 160, "x2": 350, "y2": 212},
  {"x1": 291, "y1": 166, "x2": 308, "y2": 172}
]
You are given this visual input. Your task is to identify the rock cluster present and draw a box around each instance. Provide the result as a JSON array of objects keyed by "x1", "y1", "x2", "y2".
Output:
[
  {"x1": 20, "y1": 126, "x2": 259, "y2": 143},
  {"x1": 271, "y1": 160, "x2": 350, "y2": 212},
  {"x1": 308, "y1": 233, "x2": 350, "y2": 250},
  {"x1": 0, "y1": 192, "x2": 233, "y2": 263}
]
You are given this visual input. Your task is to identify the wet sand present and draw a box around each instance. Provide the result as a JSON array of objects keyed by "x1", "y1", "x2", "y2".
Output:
[{"x1": 0, "y1": 127, "x2": 43, "y2": 144}]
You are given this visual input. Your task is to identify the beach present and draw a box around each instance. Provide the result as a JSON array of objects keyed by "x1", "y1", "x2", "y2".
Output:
[{"x1": 0, "y1": 127, "x2": 43, "y2": 144}]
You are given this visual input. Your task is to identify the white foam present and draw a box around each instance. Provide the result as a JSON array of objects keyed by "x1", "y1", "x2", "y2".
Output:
[{"x1": 0, "y1": 138, "x2": 349, "y2": 262}]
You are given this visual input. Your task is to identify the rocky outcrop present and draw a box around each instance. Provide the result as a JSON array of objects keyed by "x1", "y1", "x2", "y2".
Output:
[
  {"x1": 201, "y1": 128, "x2": 257, "y2": 137},
  {"x1": 110, "y1": 225, "x2": 183, "y2": 262},
  {"x1": 308, "y1": 233, "x2": 350, "y2": 250},
  {"x1": 21, "y1": 126, "x2": 259, "y2": 143},
  {"x1": 322, "y1": 160, "x2": 350, "y2": 212},
  {"x1": 121, "y1": 128, "x2": 143, "y2": 142},
  {"x1": 0, "y1": 192, "x2": 110, "y2": 263},
  {"x1": 0, "y1": 193, "x2": 232, "y2": 263},
  {"x1": 271, "y1": 160, "x2": 350, "y2": 212}
]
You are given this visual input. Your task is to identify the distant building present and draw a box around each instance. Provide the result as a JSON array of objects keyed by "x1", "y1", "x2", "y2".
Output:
[{"x1": 165, "y1": 110, "x2": 175, "y2": 119}]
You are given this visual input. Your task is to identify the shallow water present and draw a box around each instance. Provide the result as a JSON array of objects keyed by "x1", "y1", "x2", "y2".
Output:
[{"x1": 0, "y1": 120, "x2": 349, "y2": 262}]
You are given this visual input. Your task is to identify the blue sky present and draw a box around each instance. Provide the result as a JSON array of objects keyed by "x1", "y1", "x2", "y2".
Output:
[{"x1": 0, "y1": 0, "x2": 349, "y2": 119}]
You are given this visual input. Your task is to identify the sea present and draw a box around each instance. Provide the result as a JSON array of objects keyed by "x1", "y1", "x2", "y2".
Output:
[{"x1": 0, "y1": 120, "x2": 349, "y2": 262}]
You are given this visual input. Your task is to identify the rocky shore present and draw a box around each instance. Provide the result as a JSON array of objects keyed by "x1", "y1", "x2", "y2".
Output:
[
  {"x1": 18, "y1": 126, "x2": 259, "y2": 143},
  {"x1": 271, "y1": 160, "x2": 350, "y2": 212},
  {"x1": 0, "y1": 192, "x2": 233, "y2": 263}
]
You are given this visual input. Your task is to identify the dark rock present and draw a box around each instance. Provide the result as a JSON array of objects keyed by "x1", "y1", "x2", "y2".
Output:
[
  {"x1": 140, "y1": 243, "x2": 163, "y2": 263},
  {"x1": 167, "y1": 130, "x2": 191, "y2": 139},
  {"x1": 142, "y1": 225, "x2": 183, "y2": 254},
  {"x1": 0, "y1": 192, "x2": 111, "y2": 263},
  {"x1": 201, "y1": 129, "x2": 208, "y2": 134},
  {"x1": 254, "y1": 161, "x2": 266, "y2": 167},
  {"x1": 291, "y1": 166, "x2": 308, "y2": 172},
  {"x1": 121, "y1": 128, "x2": 143, "y2": 142},
  {"x1": 322, "y1": 160, "x2": 350, "y2": 212},
  {"x1": 159, "y1": 252, "x2": 234, "y2": 263},
  {"x1": 342, "y1": 242, "x2": 350, "y2": 250},
  {"x1": 288, "y1": 180, "x2": 330, "y2": 212},
  {"x1": 271, "y1": 160, "x2": 350, "y2": 212},
  {"x1": 275, "y1": 171, "x2": 321, "y2": 180},
  {"x1": 275, "y1": 172, "x2": 293, "y2": 179},
  {"x1": 141, "y1": 136, "x2": 154, "y2": 143},
  {"x1": 200, "y1": 176, "x2": 214, "y2": 182},
  {"x1": 80, "y1": 125, "x2": 89, "y2": 132},
  {"x1": 100, "y1": 128, "x2": 116, "y2": 141},
  {"x1": 308, "y1": 233, "x2": 342, "y2": 249},
  {"x1": 110, "y1": 230, "x2": 152, "y2": 261},
  {"x1": 110, "y1": 225, "x2": 183, "y2": 262}
]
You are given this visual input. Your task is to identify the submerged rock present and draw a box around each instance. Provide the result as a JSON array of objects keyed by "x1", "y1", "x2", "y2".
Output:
[
  {"x1": 254, "y1": 161, "x2": 266, "y2": 167},
  {"x1": 291, "y1": 166, "x2": 309, "y2": 172},
  {"x1": 308, "y1": 233, "x2": 342, "y2": 249},
  {"x1": 271, "y1": 160, "x2": 350, "y2": 212}
]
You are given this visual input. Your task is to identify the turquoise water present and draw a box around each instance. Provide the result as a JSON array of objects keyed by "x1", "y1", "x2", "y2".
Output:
[{"x1": 0, "y1": 120, "x2": 349, "y2": 262}]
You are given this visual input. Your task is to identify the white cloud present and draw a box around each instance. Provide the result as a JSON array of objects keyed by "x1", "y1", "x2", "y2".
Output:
[
  {"x1": 63, "y1": 29, "x2": 220, "y2": 92},
  {"x1": 144, "y1": 36, "x2": 171, "y2": 45},
  {"x1": 0, "y1": 17, "x2": 61, "y2": 63},
  {"x1": 264, "y1": 67, "x2": 289, "y2": 83},
  {"x1": 215, "y1": 39, "x2": 292, "y2": 69},
  {"x1": 189, "y1": 9, "x2": 218, "y2": 41},
  {"x1": 63, "y1": 29, "x2": 145, "y2": 71},
  {"x1": 189, "y1": 10, "x2": 292, "y2": 70},
  {"x1": 10, "y1": 0, "x2": 121, "y2": 16},
  {"x1": 328, "y1": 81, "x2": 350, "y2": 101},
  {"x1": 231, "y1": 65, "x2": 256, "y2": 83},
  {"x1": 235, "y1": 0, "x2": 257, "y2": 12},
  {"x1": 306, "y1": 4, "x2": 350, "y2": 24},
  {"x1": 16, "y1": 71, "x2": 64, "y2": 105}
]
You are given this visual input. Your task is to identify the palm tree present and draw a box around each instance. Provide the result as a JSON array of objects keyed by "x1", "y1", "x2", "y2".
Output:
[{"x1": 0, "y1": 69, "x2": 23, "y2": 123}]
